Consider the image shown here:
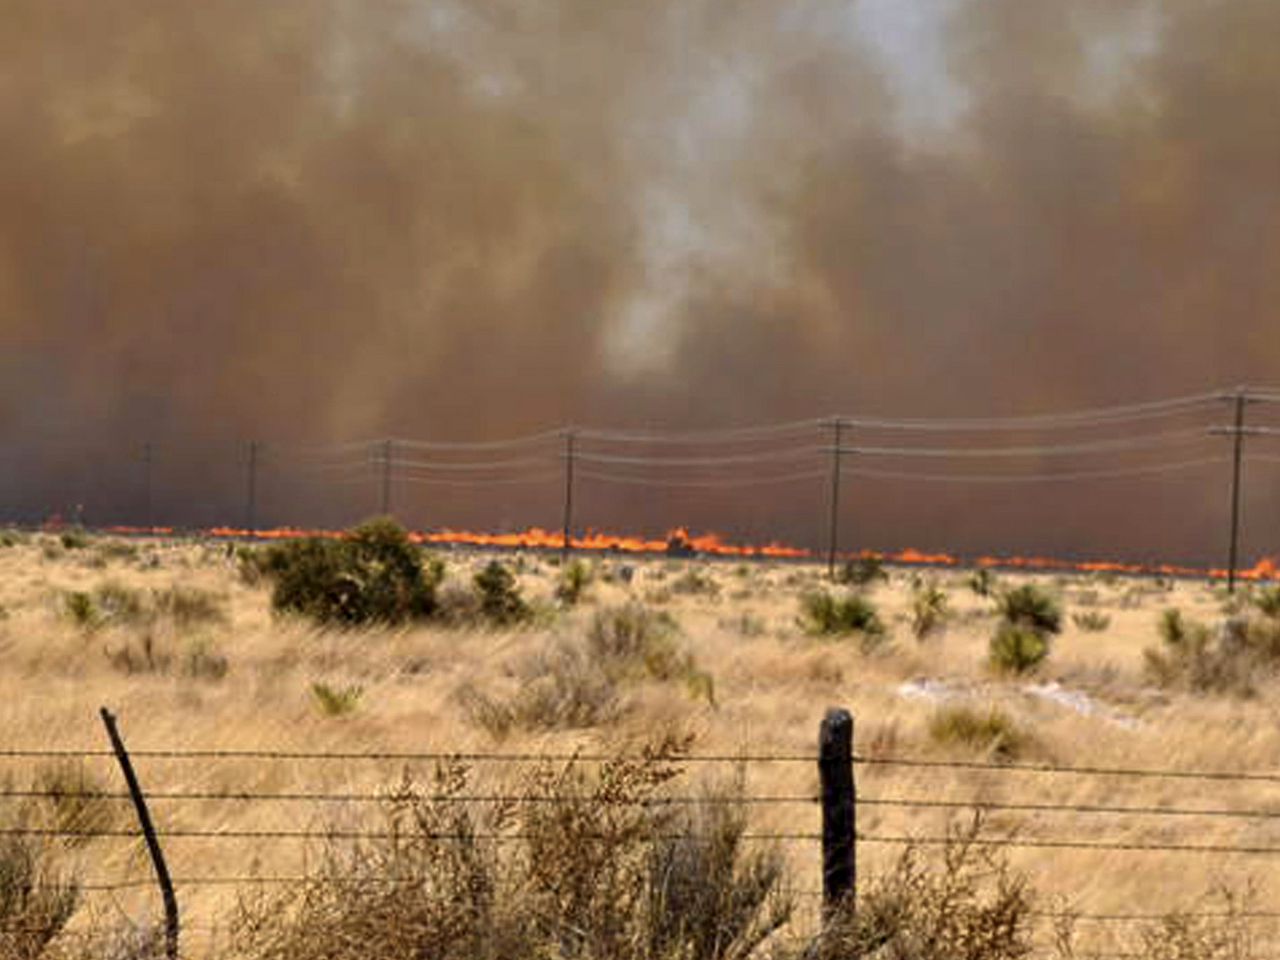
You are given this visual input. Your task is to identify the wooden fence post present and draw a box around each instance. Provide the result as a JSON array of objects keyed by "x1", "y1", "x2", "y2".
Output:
[
  {"x1": 819, "y1": 707, "x2": 855, "y2": 918},
  {"x1": 100, "y1": 707, "x2": 179, "y2": 960}
]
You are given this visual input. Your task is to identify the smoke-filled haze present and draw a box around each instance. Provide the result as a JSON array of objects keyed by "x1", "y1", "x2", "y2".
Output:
[{"x1": 2, "y1": 0, "x2": 1278, "y2": 563}]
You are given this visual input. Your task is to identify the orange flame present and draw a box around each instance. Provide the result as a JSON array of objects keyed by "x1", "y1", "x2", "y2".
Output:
[{"x1": 101, "y1": 524, "x2": 1279, "y2": 581}]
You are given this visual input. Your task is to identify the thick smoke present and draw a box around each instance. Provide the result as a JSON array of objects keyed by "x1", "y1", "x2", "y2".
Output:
[{"x1": 1, "y1": 0, "x2": 1277, "y2": 563}]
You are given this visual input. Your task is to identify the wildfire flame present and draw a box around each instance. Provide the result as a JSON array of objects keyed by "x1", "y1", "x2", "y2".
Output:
[{"x1": 86, "y1": 523, "x2": 1279, "y2": 581}]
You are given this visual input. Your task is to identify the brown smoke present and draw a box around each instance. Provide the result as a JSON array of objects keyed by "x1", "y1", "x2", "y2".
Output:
[{"x1": 1, "y1": 0, "x2": 1277, "y2": 562}]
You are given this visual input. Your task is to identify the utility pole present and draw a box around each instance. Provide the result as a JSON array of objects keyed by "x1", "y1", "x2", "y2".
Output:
[
  {"x1": 380, "y1": 439, "x2": 393, "y2": 518},
  {"x1": 1227, "y1": 390, "x2": 1247, "y2": 594},
  {"x1": 142, "y1": 442, "x2": 154, "y2": 530},
  {"x1": 245, "y1": 440, "x2": 260, "y2": 531},
  {"x1": 826, "y1": 418, "x2": 844, "y2": 579},
  {"x1": 561, "y1": 429, "x2": 576, "y2": 562},
  {"x1": 1208, "y1": 389, "x2": 1266, "y2": 594}
]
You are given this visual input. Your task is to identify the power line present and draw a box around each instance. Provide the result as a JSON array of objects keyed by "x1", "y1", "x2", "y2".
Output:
[
  {"x1": 842, "y1": 391, "x2": 1226, "y2": 432},
  {"x1": 842, "y1": 456, "x2": 1230, "y2": 485},
  {"x1": 576, "y1": 469, "x2": 828, "y2": 489},
  {"x1": 574, "y1": 418, "x2": 825, "y2": 444},
  {"x1": 389, "y1": 456, "x2": 551, "y2": 472},
  {"x1": 571, "y1": 447, "x2": 825, "y2": 468},
  {"x1": 841, "y1": 428, "x2": 1214, "y2": 460}
]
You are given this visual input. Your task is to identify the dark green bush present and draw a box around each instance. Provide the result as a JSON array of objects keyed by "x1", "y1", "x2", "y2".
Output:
[
  {"x1": 997, "y1": 584, "x2": 1062, "y2": 635},
  {"x1": 473, "y1": 561, "x2": 531, "y2": 626},
  {"x1": 989, "y1": 623, "x2": 1050, "y2": 675},
  {"x1": 835, "y1": 555, "x2": 888, "y2": 587},
  {"x1": 256, "y1": 519, "x2": 444, "y2": 627},
  {"x1": 800, "y1": 591, "x2": 887, "y2": 645}
]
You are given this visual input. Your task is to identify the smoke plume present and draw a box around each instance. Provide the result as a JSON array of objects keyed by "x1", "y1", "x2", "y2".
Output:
[{"x1": 2, "y1": 0, "x2": 1278, "y2": 563}]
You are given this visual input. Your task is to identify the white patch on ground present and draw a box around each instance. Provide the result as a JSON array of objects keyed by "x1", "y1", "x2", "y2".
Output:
[
  {"x1": 896, "y1": 676, "x2": 1139, "y2": 730},
  {"x1": 896, "y1": 678, "x2": 958, "y2": 703},
  {"x1": 1024, "y1": 681, "x2": 1138, "y2": 729}
]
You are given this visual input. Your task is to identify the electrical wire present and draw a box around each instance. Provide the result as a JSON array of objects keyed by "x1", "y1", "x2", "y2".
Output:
[
  {"x1": 841, "y1": 456, "x2": 1230, "y2": 484},
  {"x1": 841, "y1": 391, "x2": 1227, "y2": 432},
  {"x1": 842, "y1": 428, "x2": 1214, "y2": 459},
  {"x1": 575, "y1": 469, "x2": 828, "y2": 489}
]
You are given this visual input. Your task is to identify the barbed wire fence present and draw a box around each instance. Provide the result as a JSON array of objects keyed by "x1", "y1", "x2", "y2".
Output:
[
  {"x1": 7, "y1": 708, "x2": 1280, "y2": 958},
  {"x1": 8, "y1": 386, "x2": 1280, "y2": 590}
]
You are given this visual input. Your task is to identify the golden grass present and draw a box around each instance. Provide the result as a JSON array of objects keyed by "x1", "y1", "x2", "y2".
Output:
[{"x1": 1, "y1": 532, "x2": 1278, "y2": 956}]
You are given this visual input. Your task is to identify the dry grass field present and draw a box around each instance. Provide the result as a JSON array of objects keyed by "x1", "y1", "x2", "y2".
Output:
[{"x1": 3, "y1": 525, "x2": 1280, "y2": 958}]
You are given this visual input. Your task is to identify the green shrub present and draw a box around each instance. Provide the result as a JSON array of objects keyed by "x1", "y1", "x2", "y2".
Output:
[
  {"x1": 58, "y1": 529, "x2": 89, "y2": 550},
  {"x1": 928, "y1": 706, "x2": 1029, "y2": 760},
  {"x1": 800, "y1": 591, "x2": 887, "y2": 647},
  {"x1": 473, "y1": 561, "x2": 530, "y2": 627},
  {"x1": 311, "y1": 682, "x2": 364, "y2": 717},
  {"x1": 967, "y1": 568, "x2": 997, "y2": 597},
  {"x1": 1144, "y1": 607, "x2": 1280, "y2": 696},
  {"x1": 1071, "y1": 611, "x2": 1111, "y2": 633},
  {"x1": 835, "y1": 555, "x2": 888, "y2": 587},
  {"x1": 256, "y1": 519, "x2": 443, "y2": 627},
  {"x1": 997, "y1": 583, "x2": 1062, "y2": 635},
  {"x1": 63, "y1": 591, "x2": 98, "y2": 630},
  {"x1": 911, "y1": 581, "x2": 949, "y2": 640},
  {"x1": 555, "y1": 559, "x2": 593, "y2": 606},
  {"x1": 989, "y1": 623, "x2": 1050, "y2": 675}
]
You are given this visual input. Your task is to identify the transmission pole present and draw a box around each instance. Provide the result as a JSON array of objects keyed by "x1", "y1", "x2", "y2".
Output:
[
  {"x1": 1227, "y1": 390, "x2": 1248, "y2": 594},
  {"x1": 561, "y1": 429, "x2": 576, "y2": 562},
  {"x1": 826, "y1": 418, "x2": 844, "y2": 579}
]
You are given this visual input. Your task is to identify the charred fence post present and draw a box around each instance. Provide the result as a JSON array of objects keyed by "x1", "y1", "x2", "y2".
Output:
[
  {"x1": 100, "y1": 707, "x2": 179, "y2": 960},
  {"x1": 819, "y1": 706, "x2": 856, "y2": 920}
]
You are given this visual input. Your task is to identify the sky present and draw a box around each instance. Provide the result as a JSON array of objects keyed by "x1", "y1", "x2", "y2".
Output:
[{"x1": 1, "y1": 0, "x2": 1278, "y2": 564}]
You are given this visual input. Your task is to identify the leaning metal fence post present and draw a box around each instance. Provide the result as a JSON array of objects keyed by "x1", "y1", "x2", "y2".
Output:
[{"x1": 100, "y1": 707, "x2": 179, "y2": 960}]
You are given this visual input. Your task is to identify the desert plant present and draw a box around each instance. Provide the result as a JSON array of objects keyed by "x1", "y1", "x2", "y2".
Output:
[
  {"x1": 805, "y1": 815, "x2": 1034, "y2": 960},
  {"x1": 473, "y1": 560, "x2": 531, "y2": 626},
  {"x1": 311, "y1": 682, "x2": 364, "y2": 717},
  {"x1": 0, "y1": 834, "x2": 80, "y2": 959},
  {"x1": 152, "y1": 585, "x2": 227, "y2": 627},
  {"x1": 1253, "y1": 585, "x2": 1280, "y2": 619},
  {"x1": 230, "y1": 744, "x2": 790, "y2": 960},
  {"x1": 555, "y1": 558, "x2": 593, "y2": 606},
  {"x1": 928, "y1": 705, "x2": 1030, "y2": 760},
  {"x1": 584, "y1": 604, "x2": 714, "y2": 705},
  {"x1": 911, "y1": 581, "x2": 949, "y2": 640},
  {"x1": 459, "y1": 645, "x2": 621, "y2": 735},
  {"x1": 800, "y1": 591, "x2": 887, "y2": 648},
  {"x1": 670, "y1": 567, "x2": 720, "y2": 598},
  {"x1": 104, "y1": 633, "x2": 172, "y2": 675},
  {"x1": 1143, "y1": 607, "x2": 1280, "y2": 696},
  {"x1": 63, "y1": 591, "x2": 98, "y2": 630},
  {"x1": 31, "y1": 763, "x2": 116, "y2": 848},
  {"x1": 989, "y1": 622, "x2": 1050, "y2": 675},
  {"x1": 93, "y1": 583, "x2": 146, "y2": 625},
  {"x1": 58, "y1": 529, "x2": 88, "y2": 551},
  {"x1": 1071, "y1": 610, "x2": 1111, "y2": 633},
  {"x1": 182, "y1": 638, "x2": 230, "y2": 681},
  {"x1": 997, "y1": 583, "x2": 1062, "y2": 635},
  {"x1": 255, "y1": 519, "x2": 443, "y2": 627},
  {"x1": 967, "y1": 568, "x2": 997, "y2": 597},
  {"x1": 988, "y1": 583, "x2": 1061, "y2": 675},
  {"x1": 836, "y1": 555, "x2": 888, "y2": 588}
]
